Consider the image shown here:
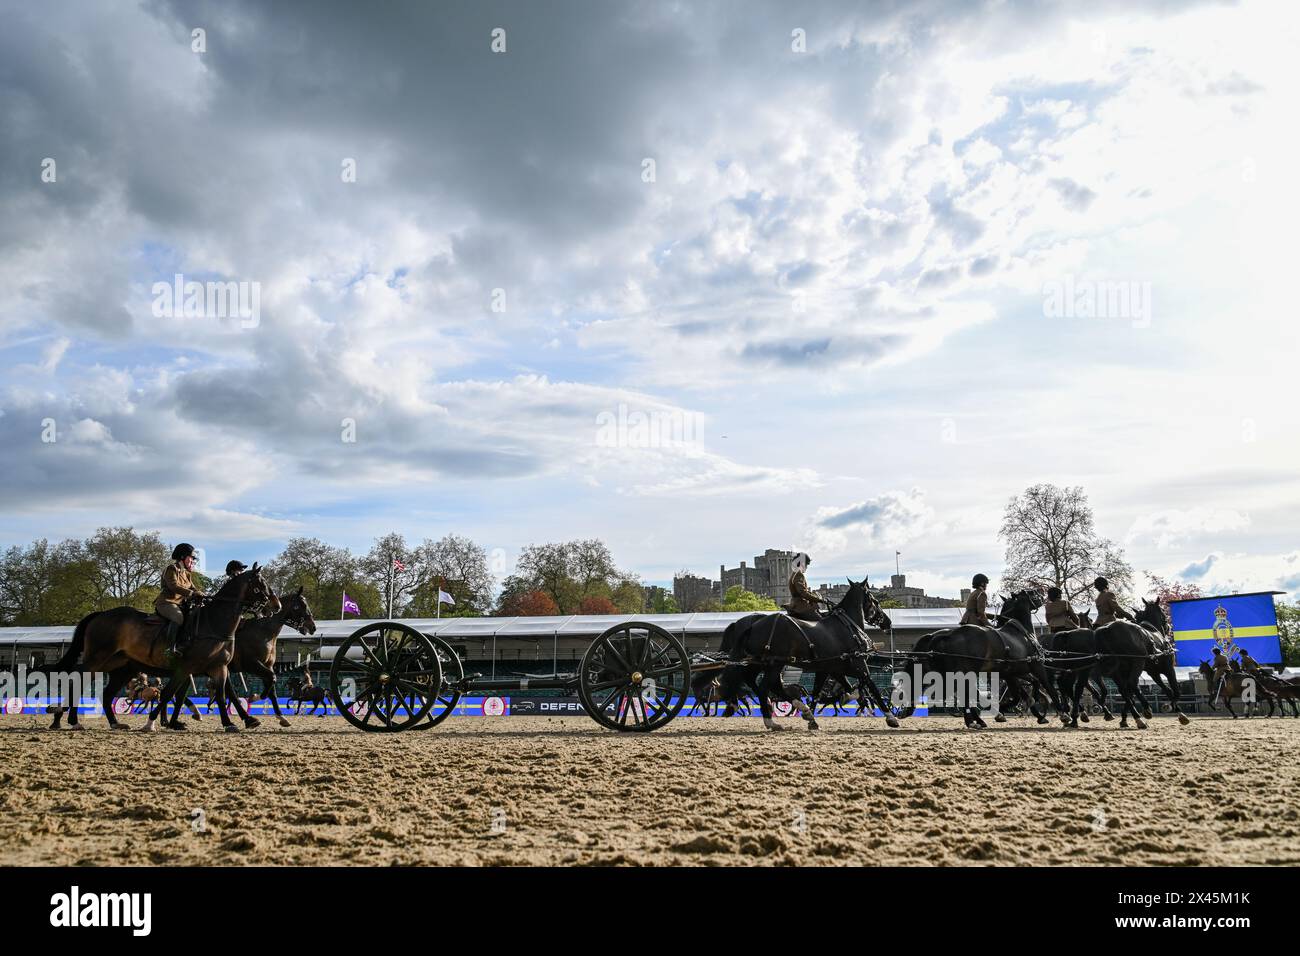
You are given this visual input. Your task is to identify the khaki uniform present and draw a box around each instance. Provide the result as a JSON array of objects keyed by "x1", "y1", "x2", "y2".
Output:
[
  {"x1": 960, "y1": 588, "x2": 991, "y2": 626},
  {"x1": 155, "y1": 560, "x2": 203, "y2": 626},
  {"x1": 1093, "y1": 590, "x2": 1133, "y2": 628},
  {"x1": 787, "y1": 570, "x2": 822, "y2": 619},
  {"x1": 1239, "y1": 652, "x2": 1261, "y2": 675},
  {"x1": 1045, "y1": 599, "x2": 1080, "y2": 632}
]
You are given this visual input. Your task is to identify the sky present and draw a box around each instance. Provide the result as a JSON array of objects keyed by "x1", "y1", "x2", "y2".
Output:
[{"x1": 1, "y1": 0, "x2": 1298, "y2": 600}]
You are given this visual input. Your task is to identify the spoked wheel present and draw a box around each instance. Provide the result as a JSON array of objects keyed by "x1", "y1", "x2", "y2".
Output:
[
  {"x1": 578, "y1": 621, "x2": 690, "y2": 732},
  {"x1": 330, "y1": 621, "x2": 442, "y2": 732},
  {"x1": 412, "y1": 632, "x2": 464, "y2": 730}
]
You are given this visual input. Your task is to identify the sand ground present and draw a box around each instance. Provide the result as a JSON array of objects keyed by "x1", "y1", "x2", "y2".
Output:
[{"x1": 1, "y1": 713, "x2": 1296, "y2": 866}]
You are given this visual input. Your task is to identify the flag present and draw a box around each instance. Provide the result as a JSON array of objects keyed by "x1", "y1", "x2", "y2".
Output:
[
  {"x1": 393, "y1": 557, "x2": 406, "y2": 571},
  {"x1": 342, "y1": 593, "x2": 360, "y2": 616},
  {"x1": 438, "y1": 589, "x2": 455, "y2": 606}
]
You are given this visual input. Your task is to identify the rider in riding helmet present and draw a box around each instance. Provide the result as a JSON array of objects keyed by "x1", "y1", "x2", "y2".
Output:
[
  {"x1": 961, "y1": 574, "x2": 994, "y2": 627},
  {"x1": 1091, "y1": 576, "x2": 1133, "y2": 627},
  {"x1": 225, "y1": 559, "x2": 279, "y2": 614},
  {"x1": 156, "y1": 543, "x2": 206, "y2": 652},
  {"x1": 1237, "y1": 646, "x2": 1263, "y2": 676},
  {"x1": 786, "y1": 553, "x2": 825, "y2": 622},
  {"x1": 1044, "y1": 586, "x2": 1080, "y2": 633}
]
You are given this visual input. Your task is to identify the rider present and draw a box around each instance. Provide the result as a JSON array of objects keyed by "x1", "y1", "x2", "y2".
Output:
[
  {"x1": 1044, "y1": 586, "x2": 1080, "y2": 633},
  {"x1": 155, "y1": 543, "x2": 206, "y2": 652},
  {"x1": 961, "y1": 574, "x2": 994, "y2": 627},
  {"x1": 1237, "y1": 646, "x2": 1263, "y2": 676},
  {"x1": 1091, "y1": 577, "x2": 1133, "y2": 628},
  {"x1": 225, "y1": 560, "x2": 279, "y2": 614},
  {"x1": 1209, "y1": 645, "x2": 1234, "y2": 696},
  {"x1": 786, "y1": 553, "x2": 825, "y2": 622}
]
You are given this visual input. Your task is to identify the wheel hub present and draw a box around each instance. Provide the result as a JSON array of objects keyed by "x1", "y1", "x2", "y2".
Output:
[{"x1": 631, "y1": 671, "x2": 643, "y2": 685}]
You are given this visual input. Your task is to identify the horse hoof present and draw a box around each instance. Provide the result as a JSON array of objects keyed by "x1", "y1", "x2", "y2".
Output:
[
  {"x1": 1039, "y1": 717, "x2": 1050, "y2": 725},
  {"x1": 111, "y1": 723, "x2": 131, "y2": 732},
  {"x1": 1079, "y1": 713, "x2": 1090, "y2": 723},
  {"x1": 1103, "y1": 713, "x2": 1114, "y2": 721},
  {"x1": 69, "y1": 723, "x2": 87, "y2": 732},
  {"x1": 224, "y1": 725, "x2": 241, "y2": 733},
  {"x1": 885, "y1": 714, "x2": 900, "y2": 729},
  {"x1": 1177, "y1": 713, "x2": 1190, "y2": 726},
  {"x1": 807, "y1": 721, "x2": 819, "y2": 732},
  {"x1": 244, "y1": 718, "x2": 261, "y2": 730},
  {"x1": 1057, "y1": 714, "x2": 1069, "y2": 725},
  {"x1": 192, "y1": 714, "x2": 203, "y2": 722},
  {"x1": 278, "y1": 718, "x2": 291, "y2": 728},
  {"x1": 1135, "y1": 720, "x2": 1147, "y2": 730},
  {"x1": 167, "y1": 723, "x2": 188, "y2": 732},
  {"x1": 994, "y1": 714, "x2": 1007, "y2": 723}
]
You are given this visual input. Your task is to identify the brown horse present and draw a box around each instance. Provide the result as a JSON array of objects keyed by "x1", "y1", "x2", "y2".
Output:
[
  {"x1": 1197, "y1": 660, "x2": 1285, "y2": 718},
  {"x1": 49, "y1": 565, "x2": 270, "y2": 732},
  {"x1": 169, "y1": 586, "x2": 318, "y2": 728}
]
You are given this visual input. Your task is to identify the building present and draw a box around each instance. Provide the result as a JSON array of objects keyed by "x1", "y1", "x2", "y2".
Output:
[
  {"x1": 721, "y1": 548, "x2": 799, "y2": 605},
  {"x1": 673, "y1": 573, "x2": 720, "y2": 612},
  {"x1": 719, "y1": 561, "x2": 769, "y2": 600},
  {"x1": 877, "y1": 574, "x2": 964, "y2": 608}
]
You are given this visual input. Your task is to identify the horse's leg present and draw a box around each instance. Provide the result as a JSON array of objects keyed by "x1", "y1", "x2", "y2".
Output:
[
  {"x1": 146, "y1": 675, "x2": 183, "y2": 732},
  {"x1": 226, "y1": 675, "x2": 259, "y2": 729},
  {"x1": 209, "y1": 667, "x2": 238, "y2": 732},
  {"x1": 1091, "y1": 677, "x2": 1114, "y2": 720},
  {"x1": 103, "y1": 668, "x2": 132, "y2": 731},
  {"x1": 1119, "y1": 673, "x2": 1147, "y2": 730},
  {"x1": 1157, "y1": 666, "x2": 1191, "y2": 726},
  {"x1": 1027, "y1": 662, "x2": 1070, "y2": 725},
  {"x1": 754, "y1": 667, "x2": 780, "y2": 731},
  {"x1": 855, "y1": 662, "x2": 899, "y2": 728}
]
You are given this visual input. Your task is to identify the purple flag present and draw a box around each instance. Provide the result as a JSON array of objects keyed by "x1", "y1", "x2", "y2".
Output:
[{"x1": 342, "y1": 593, "x2": 360, "y2": 616}]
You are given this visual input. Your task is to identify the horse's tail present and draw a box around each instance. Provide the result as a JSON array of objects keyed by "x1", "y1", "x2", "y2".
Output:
[
  {"x1": 46, "y1": 611, "x2": 100, "y2": 671},
  {"x1": 719, "y1": 618, "x2": 744, "y2": 657}
]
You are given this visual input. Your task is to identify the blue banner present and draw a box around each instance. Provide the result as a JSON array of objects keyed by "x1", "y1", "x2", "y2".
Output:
[{"x1": 1170, "y1": 593, "x2": 1281, "y2": 665}]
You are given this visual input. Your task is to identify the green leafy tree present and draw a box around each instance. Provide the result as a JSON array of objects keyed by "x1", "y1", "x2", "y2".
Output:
[
  {"x1": 407, "y1": 534, "x2": 495, "y2": 616},
  {"x1": 1276, "y1": 601, "x2": 1300, "y2": 667},
  {"x1": 721, "y1": 585, "x2": 778, "y2": 612}
]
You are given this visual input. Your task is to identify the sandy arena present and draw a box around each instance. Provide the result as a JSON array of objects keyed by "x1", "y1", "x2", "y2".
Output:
[{"x1": 2, "y1": 714, "x2": 1297, "y2": 866}]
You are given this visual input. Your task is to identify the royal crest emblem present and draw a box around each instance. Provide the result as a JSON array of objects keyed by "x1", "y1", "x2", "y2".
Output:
[{"x1": 1211, "y1": 603, "x2": 1235, "y2": 658}]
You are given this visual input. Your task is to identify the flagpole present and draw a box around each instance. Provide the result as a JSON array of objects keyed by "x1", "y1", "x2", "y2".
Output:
[{"x1": 436, "y1": 576, "x2": 441, "y2": 620}]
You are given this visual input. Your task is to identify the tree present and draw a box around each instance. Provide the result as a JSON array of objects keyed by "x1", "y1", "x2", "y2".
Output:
[
  {"x1": 578, "y1": 595, "x2": 619, "y2": 615},
  {"x1": 0, "y1": 538, "x2": 94, "y2": 626},
  {"x1": 499, "y1": 589, "x2": 560, "y2": 617},
  {"x1": 721, "y1": 586, "x2": 779, "y2": 612},
  {"x1": 265, "y1": 537, "x2": 371, "y2": 618},
  {"x1": 999, "y1": 484, "x2": 1133, "y2": 604},
  {"x1": 1143, "y1": 573, "x2": 1201, "y2": 626},
  {"x1": 502, "y1": 539, "x2": 637, "y2": 614},
  {"x1": 83, "y1": 527, "x2": 170, "y2": 609},
  {"x1": 360, "y1": 533, "x2": 424, "y2": 617},
  {"x1": 1276, "y1": 602, "x2": 1300, "y2": 667},
  {"x1": 879, "y1": 599, "x2": 905, "y2": 609},
  {"x1": 407, "y1": 534, "x2": 495, "y2": 616},
  {"x1": 649, "y1": 590, "x2": 680, "y2": 614}
]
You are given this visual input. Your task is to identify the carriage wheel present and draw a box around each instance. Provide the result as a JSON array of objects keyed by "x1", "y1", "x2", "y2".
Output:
[
  {"x1": 578, "y1": 622, "x2": 690, "y2": 732},
  {"x1": 411, "y1": 632, "x2": 464, "y2": 730},
  {"x1": 329, "y1": 621, "x2": 442, "y2": 732}
]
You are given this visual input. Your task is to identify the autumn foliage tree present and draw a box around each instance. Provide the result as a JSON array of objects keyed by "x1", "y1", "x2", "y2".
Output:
[
  {"x1": 578, "y1": 595, "x2": 618, "y2": 615},
  {"x1": 499, "y1": 590, "x2": 560, "y2": 616}
]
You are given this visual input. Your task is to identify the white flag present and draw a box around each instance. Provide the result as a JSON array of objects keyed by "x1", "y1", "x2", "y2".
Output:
[{"x1": 438, "y1": 589, "x2": 455, "y2": 606}]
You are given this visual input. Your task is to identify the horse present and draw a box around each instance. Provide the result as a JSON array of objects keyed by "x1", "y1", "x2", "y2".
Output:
[
  {"x1": 1199, "y1": 660, "x2": 1292, "y2": 718},
  {"x1": 901, "y1": 590, "x2": 1069, "y2": 729},
  {"x1": 286, "y1": 674, "x2": 330, "y2": 715},
  {"x1": 717, "y1": 576, "x2": 896, "y2": 731},
  {"x1": 1049, "y1": 602, "x2": 1162, "y2": 729},
  {"x1": 46, "y1": 565, "x2": 271, "y2": 732},
  {"x1": 166, "y1": 586, "x2": 318, "y2": 729}
]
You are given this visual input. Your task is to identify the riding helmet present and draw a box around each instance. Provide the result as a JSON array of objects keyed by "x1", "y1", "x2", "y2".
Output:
[
  {"x1": 225, "y1": 560, "x2": 247, "y2": 577},
  {"x1": 1093, "y1": 576, "x2": 1109, "y2": 590},
  {"x1": 972, "y1": 573, "x2": 989, "y2": 588},
  {"x1": 171, "y1": 543, "x2": 195, "y2": 561}
]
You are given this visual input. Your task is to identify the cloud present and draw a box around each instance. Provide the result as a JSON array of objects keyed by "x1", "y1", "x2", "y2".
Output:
[
  {"x1": 806, "y1": 489, "x2": 939, "y2": 555},
  {"x1": 1126, "y1": 508, "x2": 1251, "y2": 550},
  {"x1": 1178, "y1": 553, "x2": 1219, "y2": 579}
]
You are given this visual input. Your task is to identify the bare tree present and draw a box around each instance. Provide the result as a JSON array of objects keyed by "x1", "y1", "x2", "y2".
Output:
[{"x1": 999, "y1": 484, "x2": 1133, "y2": 604}]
